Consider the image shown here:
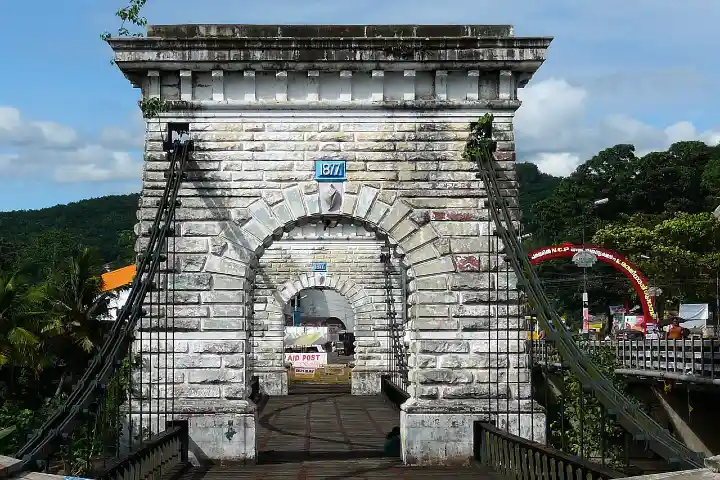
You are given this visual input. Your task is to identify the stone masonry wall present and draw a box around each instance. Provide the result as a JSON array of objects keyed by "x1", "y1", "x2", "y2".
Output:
[
  {"x1": 128, "y1": 64, "x2": 540, "y2": 465},
  {"x1": 134, "y1": 107, "x2": 529, "y2": 406}
]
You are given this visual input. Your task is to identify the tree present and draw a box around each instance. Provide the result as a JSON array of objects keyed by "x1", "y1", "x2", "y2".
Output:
[
  {"x1": 0, "y1": 238, "x2": 20, "y2": 273},
  {"x1": 43, "y1": 249, "x2": 113, "y2": 360},
  {"x1": 528, "y1": 144, "x2": 639, "y2": 243},
  {"x1": 116, "y1": 229, "x2": 136, "y2": 267},
  {"x1": 592, "y1": 212, "x2": 720, "y2": 310},
  {"x1": 0, "y1": 274, "x2": 43, "y2": 371}
]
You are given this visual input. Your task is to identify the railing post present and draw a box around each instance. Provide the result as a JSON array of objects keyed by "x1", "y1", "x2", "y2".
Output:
[
  {"x1": 712, "y1": 339, "x2": 716, "y2": 381},
  {"x1": 474, "y1": 422, "x2": 482, "y2": 463},
  {"x1": 166, "y1": 420, "x2": 189, "y2": 464}
]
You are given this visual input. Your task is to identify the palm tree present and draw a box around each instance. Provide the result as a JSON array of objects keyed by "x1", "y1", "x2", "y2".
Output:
[
  {"x1": 43, "y1": 248, "x2": 114, "y2": 354},
  {"x1": 0, "y1": 274, "x2": 44, "y2": 370}
]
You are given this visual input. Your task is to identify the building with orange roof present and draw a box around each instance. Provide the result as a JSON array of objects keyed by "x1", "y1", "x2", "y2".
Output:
[{"x1": 101, "y1": 264, "x2": 136, "y2": 321}]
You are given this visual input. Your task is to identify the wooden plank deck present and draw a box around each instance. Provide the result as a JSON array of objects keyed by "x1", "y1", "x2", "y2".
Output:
[{"x1": 178, "y1": 386, "x2": 505, "y2": 479}]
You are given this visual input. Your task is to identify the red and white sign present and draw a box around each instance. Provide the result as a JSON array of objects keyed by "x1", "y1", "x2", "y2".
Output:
[
  {"x1": 529, "y1": 243, "x2": 657, "y2": 323},
  {"x1": 285, "y1": 352, "x2": 327, "y2": 368}
]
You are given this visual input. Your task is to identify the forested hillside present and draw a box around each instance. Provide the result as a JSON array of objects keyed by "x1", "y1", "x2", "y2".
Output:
[{"x1": 0, "y1": 194, "x2": 138, "y2": 280}]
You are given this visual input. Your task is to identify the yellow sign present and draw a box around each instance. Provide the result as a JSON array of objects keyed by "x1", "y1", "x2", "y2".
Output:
[{"x1": 288, "y1": 365, "x2": 351, "y2": 384}]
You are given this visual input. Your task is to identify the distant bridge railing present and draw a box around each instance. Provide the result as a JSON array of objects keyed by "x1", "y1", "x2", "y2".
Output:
[{"x1": 531, "y1": 339, "x2": 720, "y2": 384}]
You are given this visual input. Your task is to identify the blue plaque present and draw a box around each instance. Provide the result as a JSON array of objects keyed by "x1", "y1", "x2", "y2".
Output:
[
  {"x1": 315, "y1": 159, "x2": 347, "y2": 182},
  {"x1": 312, "y1": 262, "x2": 327, "y2": 272}
]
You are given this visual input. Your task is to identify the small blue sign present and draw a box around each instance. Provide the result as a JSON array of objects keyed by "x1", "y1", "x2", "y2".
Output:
[
  {"x1": 315, "y1": 159, "x2": 347, "y2": 182},
  {"x1": 312, "y1": 262, "x2": 327, "y2": 272}
]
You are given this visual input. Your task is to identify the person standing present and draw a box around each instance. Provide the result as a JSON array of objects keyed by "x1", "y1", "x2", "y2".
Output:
[
  {"x1": 384, "y1": 427, "x2": 401, "y2": 457},
  {"x1": 666, "y1": 318, "x2": 683, "y2": 340}
]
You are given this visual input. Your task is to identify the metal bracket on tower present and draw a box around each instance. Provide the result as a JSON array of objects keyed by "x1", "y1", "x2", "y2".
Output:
[{"x1": 163, "y1": 122, "x2": 193, "y2": 152}]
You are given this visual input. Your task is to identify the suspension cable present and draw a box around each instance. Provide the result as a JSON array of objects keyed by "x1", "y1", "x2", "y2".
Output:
[
  {"x1": 471, "y1": 116, "x2": 704, "y2": 469},
  {"x1": 3, "y1": 139, "x2": 191, "y2": 476}
]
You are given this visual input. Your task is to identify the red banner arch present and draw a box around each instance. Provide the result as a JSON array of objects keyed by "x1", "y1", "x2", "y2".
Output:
[{"x1": 528, "y1": 243, "x2": 656, "y2": 322}]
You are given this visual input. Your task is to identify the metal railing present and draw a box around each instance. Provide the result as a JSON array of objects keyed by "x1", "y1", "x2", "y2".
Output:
[
  {"x1": 381, "y1": 375, "x2": 410, "y2": 410},
  {"x1": 382, "y1": 249, "x2": 409, "y2": 393},
  {"x1": 475, "y1": 422, "x2": 623, "y2": 480},
  {"x1": 98, "y1": 420, "x2": 189, "y2": 480},
  {"x1": 532, "y1": 339, "x2": 720, "y2": 383}
]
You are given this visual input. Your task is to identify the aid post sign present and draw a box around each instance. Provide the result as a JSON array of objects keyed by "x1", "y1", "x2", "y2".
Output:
[{"x1": 285, "y1": 352, "x2": 327, "y2": 368}]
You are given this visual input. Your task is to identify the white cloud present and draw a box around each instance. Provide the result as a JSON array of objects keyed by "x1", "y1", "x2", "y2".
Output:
[
  {"x1": 530, "y1": 153, "x2": 582, "y2": 178},
  {"x1": 0, "y1": 107, "x2": 80, "y2": 149},
  {"x1": 54, "y1": 151, "x2": 141, "y2": 183},
  {"x1": 0, "y1": 106, "x2": 141, "y2": 184},
  {"x1": 99, "y1": 110, "x2": 145, "y2": 150},
  {"x1": 0, "y1": 153, "x2": 18, "y2": 171},
  {"x1": 516, "y1": 79, "x2": 720, "y2": 176}
]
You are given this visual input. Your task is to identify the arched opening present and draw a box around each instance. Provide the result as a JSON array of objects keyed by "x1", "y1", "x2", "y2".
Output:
[
  {"x1": 249, "y1": 218, "x2": 407, "y2": 397},
  {"x1": 282, "y1": 287, "x2": 356, "y2": 371},
  {"x1": 282, "y1": 288, "x2": 354, "y2": 332},
  {"x1": 528, "y1": 243, "x2": 657, "y2": 333}
]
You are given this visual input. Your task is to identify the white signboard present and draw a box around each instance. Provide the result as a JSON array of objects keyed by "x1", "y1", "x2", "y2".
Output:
[
  {"x1": 679, "y1": 303, "x2": 709, "y2": 330},
  {"x1": 285, "y1": 352, "x2": 327, "y2": 368}
]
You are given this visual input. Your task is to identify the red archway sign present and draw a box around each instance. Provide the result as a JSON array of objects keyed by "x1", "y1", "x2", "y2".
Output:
[{"x1": 527, "y1": 243, "x2": 657, "y2": 322}]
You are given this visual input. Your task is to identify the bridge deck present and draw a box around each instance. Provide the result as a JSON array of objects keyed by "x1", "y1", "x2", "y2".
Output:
[{"x1": 178, "y1": 385, "x2": 504, "y2": 479}]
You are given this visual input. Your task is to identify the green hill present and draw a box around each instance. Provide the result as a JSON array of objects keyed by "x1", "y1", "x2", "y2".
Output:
[
  {"x1": 0, "y1": 194, "x2": 139, "y2": 278},
  {"x1": 0, "y1": 164, "x2": 559, "y2": 279}
]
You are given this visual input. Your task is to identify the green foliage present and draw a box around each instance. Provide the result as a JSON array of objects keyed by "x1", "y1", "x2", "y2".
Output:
[
  {"x1": 593, "y1": 212, "x2": 720, "y2": 308},
  {"x1": 0, "y1": 194, "x2": 139, "y2": 281},
  {"x1": 101, "y1": 0, "x2": 148, "y2": 40},
  {"x1": 516, "y1": 163, "x2": 561, "y2": 229},
  {"x1": 0, "y1": 248, "x2": 133, "y2": 475},
  {"x1": 550, "y1": 345, "x2": 632, "y2": 467},
  {"x1": 462, "y1": 113, "x2": 496, "y2": 161},
  {"x1": 0, "y1": 403, "x2": 39, "y2": 453},
  {"x1": 0, "y1": 274, "x2": 44, "y2": 370},
  {"x1": 58, "y1": 361, "x2": 132, "y2": 476},
  {"x1": 138, "y1": 97, "x2": 169, "y2": 119}
]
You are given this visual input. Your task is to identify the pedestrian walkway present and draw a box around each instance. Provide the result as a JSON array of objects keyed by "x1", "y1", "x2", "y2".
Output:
[{"x1": 176, "y1": 386, "x2": 506, "y2": 478}]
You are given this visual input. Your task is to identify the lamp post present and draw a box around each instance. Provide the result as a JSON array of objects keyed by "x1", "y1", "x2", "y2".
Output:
[
  {"x1": 712, "y1": 207, "x2": 720, "y2": 329},
  {"x1": 578, "y1": 198, "x2": 609, "y2": 330}
]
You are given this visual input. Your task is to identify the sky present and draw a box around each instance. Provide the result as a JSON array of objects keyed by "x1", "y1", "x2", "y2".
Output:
[{"x1": 1, "y1": 0, "x2": 719, "y2": 211}]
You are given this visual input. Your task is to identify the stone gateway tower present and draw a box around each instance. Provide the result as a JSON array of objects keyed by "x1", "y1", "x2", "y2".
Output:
[{"x1": 109, "y1": 24, "x2": 551, "y2": 466}]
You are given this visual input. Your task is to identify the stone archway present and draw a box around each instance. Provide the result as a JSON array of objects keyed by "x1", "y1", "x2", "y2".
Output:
[
  {"x1": 254, "y1": 272, "x2": 375, "y2": 395},
  {"x1": 203, "y1": 184, "x2": 442, "y2": 396}
]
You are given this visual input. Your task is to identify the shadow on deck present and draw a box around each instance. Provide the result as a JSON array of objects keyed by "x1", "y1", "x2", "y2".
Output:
[{"x1": 177, "y1": 384, "x2": 505, "y2": 479}]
